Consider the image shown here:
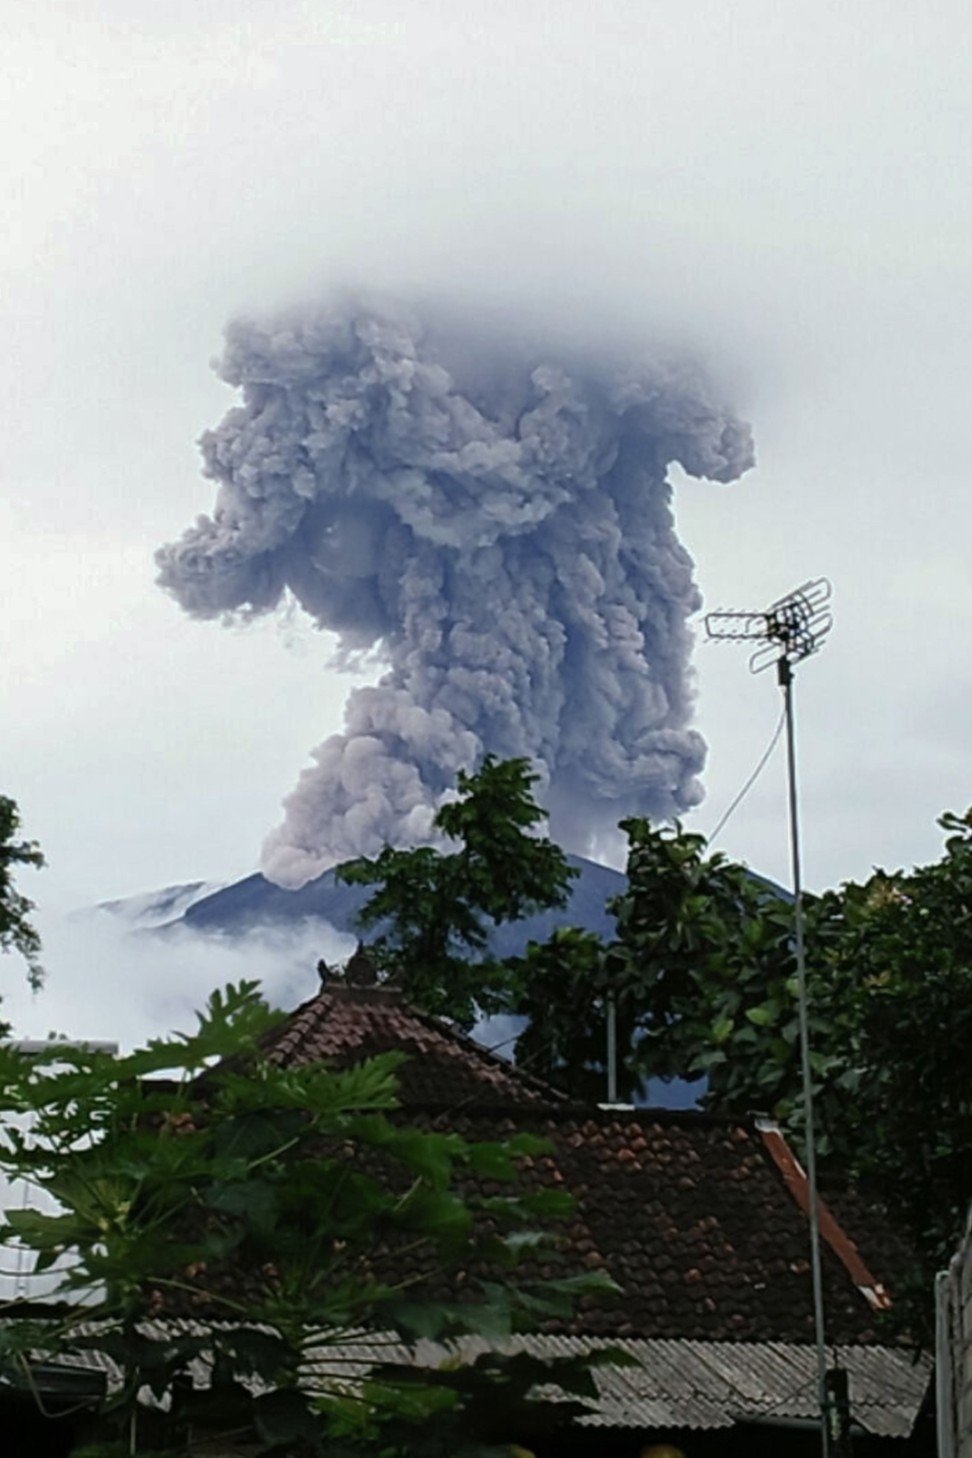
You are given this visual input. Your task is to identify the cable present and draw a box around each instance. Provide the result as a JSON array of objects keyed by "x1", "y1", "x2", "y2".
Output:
[{"x1": 707, "y1": 703, "x2": 786, "y2": 844}]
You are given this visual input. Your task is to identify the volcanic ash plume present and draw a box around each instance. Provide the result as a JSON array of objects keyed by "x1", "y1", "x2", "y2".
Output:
[{"x1": 157, "y1": 302, "x2": 754, "y2": 888}]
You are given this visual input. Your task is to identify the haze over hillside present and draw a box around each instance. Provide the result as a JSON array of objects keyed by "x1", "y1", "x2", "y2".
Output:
[{"x1": 98, "y1": 851, "x2": 791, "y2": 1111}]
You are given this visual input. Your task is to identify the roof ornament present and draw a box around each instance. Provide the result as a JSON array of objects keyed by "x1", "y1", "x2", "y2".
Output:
[{"x1": 344, "y1": 943, "x2": 379, "y2": 988}]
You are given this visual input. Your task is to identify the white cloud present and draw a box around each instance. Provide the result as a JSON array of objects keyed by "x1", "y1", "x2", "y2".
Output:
[{"x1": 1, "y1": 902, "x2": 354, "y2": 1051}]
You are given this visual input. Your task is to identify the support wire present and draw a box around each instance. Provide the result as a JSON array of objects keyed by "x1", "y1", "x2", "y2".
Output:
[{"x1": 707, "y1": 702, "x2": 786, "y2": 843}]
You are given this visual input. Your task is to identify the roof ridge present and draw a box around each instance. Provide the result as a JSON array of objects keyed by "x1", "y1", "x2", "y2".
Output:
[
  {"x1": 402, "y1": 1003, "x2": 567, "y2": 1102},
  {"x1": 753, "y1": 1116, "x2": 892, "y2": 1314}
]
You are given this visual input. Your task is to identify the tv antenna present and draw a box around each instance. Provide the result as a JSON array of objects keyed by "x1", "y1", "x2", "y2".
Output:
[{"x1": 705, "y1": 578, "x2": 836, "y2": 1458}]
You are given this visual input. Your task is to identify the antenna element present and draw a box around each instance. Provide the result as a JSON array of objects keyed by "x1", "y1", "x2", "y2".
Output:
[{"x1": 706, "y1": 577, "x2": 833, "y2": 676}]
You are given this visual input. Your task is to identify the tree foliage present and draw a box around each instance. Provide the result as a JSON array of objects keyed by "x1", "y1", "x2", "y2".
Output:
[
  {"x1": 598, "y1": 813, "x2": 971, "y2": 1310},
  {"x1": 0, "y1": 982, "x2": 614, "y2": 1456},
  {"x1": 523, "y1": 810, "x2": 971, "y2": 1337},
  {"x1": 810, "y1": 810, "x2": 972, "y2": 1293},
  {"x1": 515, "y1": 820, "x2": 796, "y2": 1105},
  {"x1": 574, "y1": 819, "x2": 826, "y2": 1125},
  {"x1": 0, "y1": 794, "x2": 45, "y2": 992},
  {"x1": 336, "y1": 756, "x2": 575, "y2": 1029}
]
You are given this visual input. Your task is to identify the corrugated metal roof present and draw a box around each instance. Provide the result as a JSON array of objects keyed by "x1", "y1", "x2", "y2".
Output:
[
  {"x1": 0, "y1": 1111, "x2": 101, "y2": 1308},
  {"x1": 9, "y1": 1322, "x2": 928, "y2": 1439},
  {"x1": 0, "y1": 1043, "x2": 116, "y2": 1308},
  {"x1": 401, "y1": 1335, "x2": 929, "y2": 1438}
]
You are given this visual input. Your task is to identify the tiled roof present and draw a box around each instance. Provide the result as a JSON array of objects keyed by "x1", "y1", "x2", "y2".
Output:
[
  {"x1": 408, "y1": 1107, "x2": 892, "y2": 1346},
  {"x1": 262, "y1": 983, "x2": 900, "y2": 1348},
  {"x1": 265, "y1": 984, "x2": 560, "y2": 1109}
]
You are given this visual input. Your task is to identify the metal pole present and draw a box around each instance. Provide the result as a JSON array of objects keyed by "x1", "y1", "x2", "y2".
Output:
[
  {"x1": 935, "y1": 1269, "x2": 956, "y2": 1458},
  {"x1": 779, "y1": 657, "x2": 830, "y2": 1458},
  {"x1": 606, "y1": 995, "x2": 618, "y2": 1104}
]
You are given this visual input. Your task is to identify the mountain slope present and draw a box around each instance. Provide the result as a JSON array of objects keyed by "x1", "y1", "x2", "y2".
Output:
[{"x1": 179, "y1": 853, "x2": 625, "y2": 955}]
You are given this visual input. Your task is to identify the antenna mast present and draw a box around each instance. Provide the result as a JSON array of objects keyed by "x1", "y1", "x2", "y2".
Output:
[{"x1": 706, "y1": 578, "x2": 835, "y2": 1458}]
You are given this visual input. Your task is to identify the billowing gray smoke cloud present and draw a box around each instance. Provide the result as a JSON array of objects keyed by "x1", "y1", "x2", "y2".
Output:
[{"x1": 157, "y1": 302, "x2": 753, "y2": 888}]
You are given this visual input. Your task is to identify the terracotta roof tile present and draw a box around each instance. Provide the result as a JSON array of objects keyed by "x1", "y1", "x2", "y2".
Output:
[
  {"x1": 260, "y1": 984, "x2": 901, "y2": 1346},
  {"x1": 264, "y1": 984, "x2": 560, "y2": 1110}
]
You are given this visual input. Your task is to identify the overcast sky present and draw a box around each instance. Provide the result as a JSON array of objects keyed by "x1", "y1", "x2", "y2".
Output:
[{"x1": 2, "y1": 1, "x2": 971, "y2": 1043}]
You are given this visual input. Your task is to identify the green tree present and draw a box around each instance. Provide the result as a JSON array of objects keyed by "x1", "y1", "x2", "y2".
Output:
[
  {"x1": 508, "y1": 927, "x2": 609, "y2": 1100},
  {"x1": 579, "y1": 812, "x2": 972, "y2": 1336},
  {"x1": 0, "y1": 794, "x2": 45, "y2": 992},
  {"x1": 575, "y1": 818, "x2": 829, "y2": 1124},
  {"x1": 0, "y1": 982, "x2": 614, "y2": 1457},
  {"x1": 811, "y1": 810, "x2": 972, "y2": 1300},
  {"x1": 514, "y1": 820, "x2": 792, "y2": 1104},
  {"x1": 336, "y1": 756, "x2": 575, "y2": 1029}
]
